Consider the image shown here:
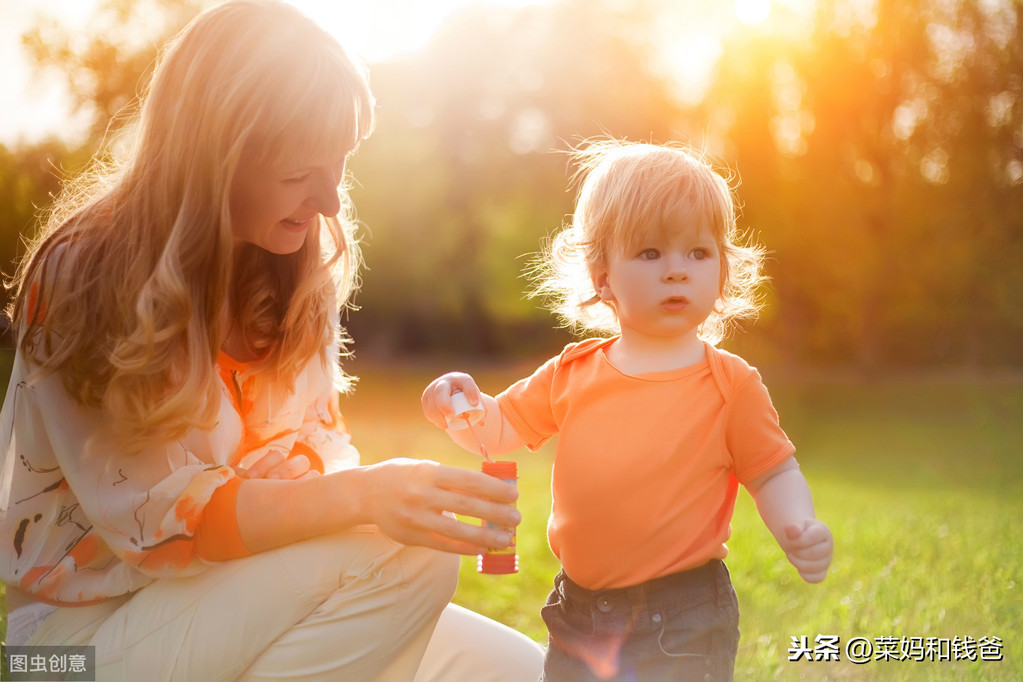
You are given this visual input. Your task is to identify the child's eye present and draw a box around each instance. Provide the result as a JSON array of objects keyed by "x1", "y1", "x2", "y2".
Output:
[
  {"x1": 690, "y1": 248, "x2": 713, "y2": 260},
  {"x1": 638, "y1": 248, "x2": 660, "y2": 260}
]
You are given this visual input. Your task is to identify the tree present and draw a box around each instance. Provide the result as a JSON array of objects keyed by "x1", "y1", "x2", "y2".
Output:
[
  {"x1": 12, "y1": 0, "x2": 1022, "y2": 365},
  {"x1": 706, "y1": 0, "x2": 1023, "y2": 368},
  {"x1": 348, "y1": 0, "x2": 689, "y2": 356},
  {"x1": 0, "y1": 140, "x2": 90, "y2": 333},
  {"x1": 21, "y1": 0, "x2": 209, "y2": 143}
]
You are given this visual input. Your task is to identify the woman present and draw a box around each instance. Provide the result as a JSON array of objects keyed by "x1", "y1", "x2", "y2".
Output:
[{"x1": 0, "y1": 1, "x2": 542, "y2": 679}]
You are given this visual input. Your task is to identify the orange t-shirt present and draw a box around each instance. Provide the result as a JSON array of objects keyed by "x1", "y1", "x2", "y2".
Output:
[{"x1": 496, "y1": 338, "x2": 794, "y2": 590}]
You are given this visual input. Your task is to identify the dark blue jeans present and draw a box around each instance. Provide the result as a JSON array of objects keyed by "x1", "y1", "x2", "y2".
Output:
[{"x1": 540, "y1": 560, "x2": 740, "y2": 681}]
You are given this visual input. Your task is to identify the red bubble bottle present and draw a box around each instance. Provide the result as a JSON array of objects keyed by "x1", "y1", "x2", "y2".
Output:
[
  {"x1": 448, "y1": 391, "x2": 519, "y2": 574},
  {"x1": 478, "y1": 459, "x2": 518, "y2": 574}
]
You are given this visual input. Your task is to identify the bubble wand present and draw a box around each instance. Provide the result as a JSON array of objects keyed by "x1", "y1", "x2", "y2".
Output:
[
  {"x1": 448, "y1": 391, "x2": 490, "y2": 461},
  {"x1": 447, "y1": 390, "x2": 519, "y2": 574}
]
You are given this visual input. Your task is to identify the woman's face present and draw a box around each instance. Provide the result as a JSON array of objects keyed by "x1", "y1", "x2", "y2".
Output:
[{"x1": 229, "y1": 149, "x2": 347, "y2": 255}]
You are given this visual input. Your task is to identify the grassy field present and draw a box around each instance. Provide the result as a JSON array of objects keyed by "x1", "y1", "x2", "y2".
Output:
[
  {"x1": 344, "y1": 356, "x2": 1022, "y2": 681},
  {"x1": 2, "y1": 352, "x2": 1021, "y2": 680}
]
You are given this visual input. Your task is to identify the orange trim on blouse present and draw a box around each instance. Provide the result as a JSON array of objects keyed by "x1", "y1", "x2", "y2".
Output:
[
  {"x1": 194, "y1": 477, "x2": 250, "y2": 561},
  {"x1": 1, "y1": 340, "x2": 359, "y2": 605}
]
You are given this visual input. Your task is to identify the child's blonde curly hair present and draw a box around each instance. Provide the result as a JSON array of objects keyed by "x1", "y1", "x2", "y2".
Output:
[{"x1": 532, "y1": 139, "x2": 766, "y2": 344}]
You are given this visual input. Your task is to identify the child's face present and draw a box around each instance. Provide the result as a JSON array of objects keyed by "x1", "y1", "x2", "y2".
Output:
[{"x1": 592, "y1": 220, "x2": 721, "y2": 343}]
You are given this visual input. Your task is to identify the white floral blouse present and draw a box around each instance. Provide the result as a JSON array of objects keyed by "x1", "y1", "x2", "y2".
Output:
[{"x1": 0, "y1": 347, "x2": 359, "y2": 606}]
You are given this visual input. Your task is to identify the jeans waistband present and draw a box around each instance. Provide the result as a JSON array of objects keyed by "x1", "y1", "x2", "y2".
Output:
[
  {"x1": 555, "y1": 561, "x2": 729, "y2": 632},
  {"x1": 561, "y1": 561, "x2": 723, "y2": 604}
]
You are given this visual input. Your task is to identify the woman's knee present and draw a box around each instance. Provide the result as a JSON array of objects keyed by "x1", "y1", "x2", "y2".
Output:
[
  {"x1": 396, "y1": 543, "x2": 460, "y2": 609},
  {"x1": 279, "y1": 529, "x2": 459, "y2": 617}
]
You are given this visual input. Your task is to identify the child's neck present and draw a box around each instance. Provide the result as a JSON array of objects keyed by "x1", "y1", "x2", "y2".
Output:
[{"x1": 605, "y1": 331, "x2": 706, "y2": 375}]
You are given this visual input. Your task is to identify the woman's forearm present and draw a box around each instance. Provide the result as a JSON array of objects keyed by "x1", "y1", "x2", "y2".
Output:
[
  {"x1": 234, "y1": 468, "x2": 367, "y2": 553},
  {"x1": 234, "y1": 458, "x2": 521, "y2": 555}
]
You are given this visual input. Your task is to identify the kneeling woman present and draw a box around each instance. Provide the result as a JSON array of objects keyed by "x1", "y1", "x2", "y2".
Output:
[{"x1": 0, "y1": 1, "x2": 541, "y2": 679}]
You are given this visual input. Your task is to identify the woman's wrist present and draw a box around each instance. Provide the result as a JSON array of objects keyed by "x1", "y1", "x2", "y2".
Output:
[
  {"x1": 324, "y1": 465, "x2": 372, "y2": 528},
  {"x1": 234, "y1": 469, "x2": 367, "y2": 552}
]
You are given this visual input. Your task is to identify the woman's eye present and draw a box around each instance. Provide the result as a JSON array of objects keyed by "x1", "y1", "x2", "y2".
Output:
[{"x1": 283, "y1": 173, "x2": 311, "y2": 184}]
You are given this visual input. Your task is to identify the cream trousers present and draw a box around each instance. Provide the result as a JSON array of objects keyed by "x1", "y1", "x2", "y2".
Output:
[{"x1": 20, "y1": 527, "x2": 543, "y2": 681}]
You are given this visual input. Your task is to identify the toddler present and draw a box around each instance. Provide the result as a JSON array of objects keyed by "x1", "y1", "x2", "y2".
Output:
[{"x1": 422, "y1": 139, "x2": 833, "y2": 681}]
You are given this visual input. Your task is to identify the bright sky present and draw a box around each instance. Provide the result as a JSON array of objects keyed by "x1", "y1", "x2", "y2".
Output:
[
  {"x1": 0, "y1": 0, "x2": 560, "y2": 144},
  {"x1": 0, "y1": 0, "x2": 96, "y2": 144},
  {"x1": 0, "y1": 0, "x2": 790, "y2": 145}
]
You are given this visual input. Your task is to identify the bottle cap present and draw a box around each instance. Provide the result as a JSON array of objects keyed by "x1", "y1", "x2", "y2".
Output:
[
  {"x1": 481, "y1": 459, "x2": 517, "y2": 479},
  {"x1": 447, "y1": 390, "x2": 485, "y2": 429}
]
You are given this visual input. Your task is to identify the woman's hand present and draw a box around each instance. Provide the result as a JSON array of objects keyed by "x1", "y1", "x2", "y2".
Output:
[
  {"x1": 357, "y1": 458, "x2": 520, "y2": 555},
  {"x1": 239, "y1": 448, "x2": 318, "y2": 480},
  {"x1": 234, "y1": 456, "x2": 519, "y2": 555}
]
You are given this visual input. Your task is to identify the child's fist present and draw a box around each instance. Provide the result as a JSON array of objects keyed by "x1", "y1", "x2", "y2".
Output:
[
  {"x1": 421, "y1": 372, "x2": 483, "y2": 429},
  {"x1": 783, "y1": 519, "x2": 833, "y2": 583}
]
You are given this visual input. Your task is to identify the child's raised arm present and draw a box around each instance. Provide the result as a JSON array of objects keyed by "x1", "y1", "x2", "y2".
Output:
[
  {"x1": 746, "y1": 456, "x2": 834, "y2": 583},
  {"x1": 421, "y1": 372, "x2": 526, "y2": 457}
]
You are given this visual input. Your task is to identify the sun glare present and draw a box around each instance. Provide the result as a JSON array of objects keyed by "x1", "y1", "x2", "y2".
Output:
[
  {"x1": 289, "y1": 0, "x2": 552, "y2": 63},
  {"x1": 4, "y1": 0, "x2": 772, "y2": 144},
  {"x1": 735, "y1": 0, "x2": 771, "y2": 25},
  {"x1": 289, "y1": 1, "x2": 432, "y2": 63}
]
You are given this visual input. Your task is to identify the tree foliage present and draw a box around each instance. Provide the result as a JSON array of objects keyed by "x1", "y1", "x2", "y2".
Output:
[
  {"x1": 21, "y1": 0, "x2": 209, "y2": 141},
  {"x1": 0, "y1": 140, "x2": 88, "y2": 336},
  {"x1": 705, "y1": 0, "x2": 1023, "y2": 368},
  {"x1": 4, "y1": 0, "x2": 1021, "y2": 367}
]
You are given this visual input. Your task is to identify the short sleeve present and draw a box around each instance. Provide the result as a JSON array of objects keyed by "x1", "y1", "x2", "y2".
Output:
[
  {"x1": 726, "y1": 371, "x2": 795, "y2": 484},
  {"x1": 496, "y1": 354, "x2": 560, "y2": 451}
]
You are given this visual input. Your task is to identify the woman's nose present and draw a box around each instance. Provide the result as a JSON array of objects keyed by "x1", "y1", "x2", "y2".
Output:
[
  {"x1": 309, "y1": 188, "x2": 341, "y2": 218},
  {"x1": 307, "y1": 164, "x2": 344, "y2": 217}
]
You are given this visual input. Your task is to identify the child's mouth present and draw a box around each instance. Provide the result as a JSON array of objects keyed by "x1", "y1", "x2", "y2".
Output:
[{"x1": 661, "y1": 296, "x2": 689, "y2": 312}]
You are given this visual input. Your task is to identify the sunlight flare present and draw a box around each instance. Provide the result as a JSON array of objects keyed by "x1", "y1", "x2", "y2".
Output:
[{"x1": 735, "y1": 0, "x2": 771, "y2": 25}]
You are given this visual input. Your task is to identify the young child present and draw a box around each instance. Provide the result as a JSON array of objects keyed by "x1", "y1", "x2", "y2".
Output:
[{"x1": 422, "y1": 139, "x2": 833, "y2": 681}]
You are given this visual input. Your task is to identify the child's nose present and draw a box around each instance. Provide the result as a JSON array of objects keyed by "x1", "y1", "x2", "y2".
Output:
[{"x1": 663, "y1": 255, "x2": 689, "y2": 282}]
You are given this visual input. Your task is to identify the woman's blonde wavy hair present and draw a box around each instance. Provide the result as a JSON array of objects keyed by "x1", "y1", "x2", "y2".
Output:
[
  {"x1": 532, "y1": 139, "x2": 766, "y2": 344},
  {"x1": 7, "y1": 0, "x2": 375, "y2": 454}
]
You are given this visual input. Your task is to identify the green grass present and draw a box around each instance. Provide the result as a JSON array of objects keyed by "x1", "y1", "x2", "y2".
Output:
[
  {"x1": 344, "y1": 358, "x2": 1023, "y2": 681},
  {"x1": 3, "y1": 353, "x2": 1021, "y2": 681}
]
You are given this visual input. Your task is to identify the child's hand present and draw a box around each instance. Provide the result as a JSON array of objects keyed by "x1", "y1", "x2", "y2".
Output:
[
  {"x1": 782, "y1": 519, "x2": 833, "y2": 583},
  {"x1": 421, "y1": 372, "x2": 484, "y2": 430}
]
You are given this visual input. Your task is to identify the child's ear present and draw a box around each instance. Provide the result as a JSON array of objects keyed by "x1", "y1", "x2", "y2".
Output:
[{"x1": 591, "y1": 269, "x2": 614, "y2": 301}]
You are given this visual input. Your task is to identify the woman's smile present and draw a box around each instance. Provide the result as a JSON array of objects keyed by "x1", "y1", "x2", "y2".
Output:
[{"x1": 281, "y1": 216, "x2": 313, "y2": 233}]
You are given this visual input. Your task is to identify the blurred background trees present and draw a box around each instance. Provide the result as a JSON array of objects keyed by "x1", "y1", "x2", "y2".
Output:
[{"x1": 2, "y1": 0, "x2": 1021, "y2": 369}]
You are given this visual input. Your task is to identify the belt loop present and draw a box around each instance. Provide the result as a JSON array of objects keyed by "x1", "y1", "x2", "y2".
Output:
[{"x1": 555, "y1": 570, "x2": 568, "y2": 600}]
